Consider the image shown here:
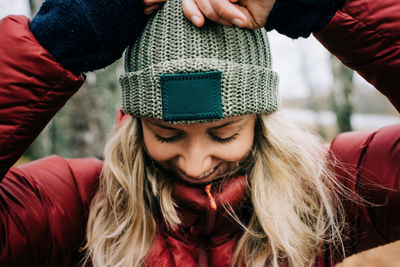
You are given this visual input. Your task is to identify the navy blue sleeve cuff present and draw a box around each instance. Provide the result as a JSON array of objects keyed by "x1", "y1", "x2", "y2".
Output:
[
  {"x1": 29, "y1": 0, "x2": 146, "y2": 74},
  {"x1": 266, "y1": 0, "x2": 346, "y2": 39}
]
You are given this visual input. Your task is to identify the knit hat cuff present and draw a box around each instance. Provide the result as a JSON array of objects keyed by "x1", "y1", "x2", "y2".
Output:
[{"x1": 120, "y1": 58, "x2": 279, "y2": 123}]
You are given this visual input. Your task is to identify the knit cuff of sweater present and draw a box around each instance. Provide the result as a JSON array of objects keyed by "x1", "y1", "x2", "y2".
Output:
[
  {"x1": 29, "y1": 0, "x2": 146, "y2": 74},
  {"x1": 265, "y1": 0, "x2": 346, "y2": 39}
]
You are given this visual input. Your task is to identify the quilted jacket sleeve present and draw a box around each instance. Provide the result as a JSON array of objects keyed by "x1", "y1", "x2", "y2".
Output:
[
  {"x1": 1, "y1": 156, "x2": 102, "y2": 266},
  {"x1": 314, "y1": 0, "x2": 400, "y2": 111},
  {"x1": 329, "y1": 124, "x2": 400, "y2": 256},
  {"x1": 0, "y1": 15, "x2": 84, "y2": 180},
  {"x1": 0, "y1": 16, "x2": 102, "y2": 266}
]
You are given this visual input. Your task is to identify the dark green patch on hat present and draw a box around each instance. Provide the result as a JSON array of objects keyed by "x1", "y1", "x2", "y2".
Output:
[{"x1": 160, "y1": 71, "x2": 223, "y2": 122}]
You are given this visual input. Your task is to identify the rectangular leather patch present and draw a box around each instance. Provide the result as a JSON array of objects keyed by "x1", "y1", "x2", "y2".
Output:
[{"x1": 160, "y1": 71, "x2": 223, "y2": 122}]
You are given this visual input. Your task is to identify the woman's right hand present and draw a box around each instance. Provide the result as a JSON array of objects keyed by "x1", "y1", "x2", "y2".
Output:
[{"x1": 182, "y1": 0, "x2": 275, "y2": 29}]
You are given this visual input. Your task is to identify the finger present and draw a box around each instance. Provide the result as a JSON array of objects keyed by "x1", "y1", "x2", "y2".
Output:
[
  {"x1": 234, "y1": 5, "x2": 263, "y2": 29},
  {"x1": 209, "y1": 0, "x2": 247, "y2": 27},
  {"x1": 194, "y1": 0, "x2": 233, "y2": 26},
  {"x1": 144, "y1": 4, "x2": 163, "y2": 15},
  {"x1": 182, "y1": 0, "x2": 205, "y2": 27},
  {"x1": 217, "y1": 18, "x2": 233, "y2": 27},
  {"x1": 144, "y1": 0, "x2": 166, "y2": 6},
  {"x1": 194, "y1": 0, "x2": 220, "y2": 23}
]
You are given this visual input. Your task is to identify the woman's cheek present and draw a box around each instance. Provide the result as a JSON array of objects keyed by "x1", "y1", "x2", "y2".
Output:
[
  {"x1": 147, "y1": 144, "x2": 175, "y2": 161},
  {"x1": 142, "y1": 133, "x2": 171, "y2": 161},
  {"x1": 217, "y1": 139, "x2": 253, "y2": 162},
  {"x1": 231, "y1": 133, "x2": 254, "y2": 161}
]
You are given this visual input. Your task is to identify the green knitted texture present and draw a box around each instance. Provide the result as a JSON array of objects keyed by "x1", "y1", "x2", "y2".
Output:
[{"x1": 120, "y1": 0, "x2": 279, "y2": 123}]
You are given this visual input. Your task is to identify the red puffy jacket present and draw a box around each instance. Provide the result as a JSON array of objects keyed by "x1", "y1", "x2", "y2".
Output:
[{"x1": 0, "y1": 0, "x2": 399, "y2": 265}]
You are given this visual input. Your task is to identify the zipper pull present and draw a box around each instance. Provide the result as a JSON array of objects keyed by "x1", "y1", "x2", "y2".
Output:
[{"x1": 205, "y1": 184, "x2": 217, "y2": 211}]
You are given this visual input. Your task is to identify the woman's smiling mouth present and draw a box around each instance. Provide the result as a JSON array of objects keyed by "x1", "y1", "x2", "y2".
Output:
[{"x1": 177, "y1": 163, "x2": 223, "y2": 183}]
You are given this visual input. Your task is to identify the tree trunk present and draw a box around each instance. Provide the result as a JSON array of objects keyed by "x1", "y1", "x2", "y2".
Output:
[
  {"x1": 330, "y1": 55, "x2": 353, "y2": 133},
  {"x1": 29, "y1": 0, "x2": 42, "y2": 15},
  {"x1": 298, "y1": 43, "x2": 326, "y2": 139}
]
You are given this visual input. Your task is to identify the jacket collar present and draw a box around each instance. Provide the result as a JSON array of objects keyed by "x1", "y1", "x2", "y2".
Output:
[{"x1": 163, "y1": 175, "x2": 250, "y2": 243}]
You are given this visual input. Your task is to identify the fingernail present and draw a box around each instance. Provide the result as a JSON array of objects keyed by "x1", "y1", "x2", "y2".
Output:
[
  {"x1": 191, "y1": 16, "x2": 201, "y2": 26},
  {"x1": 233, "y1": 18, "x2": 243, "y2": 27}
]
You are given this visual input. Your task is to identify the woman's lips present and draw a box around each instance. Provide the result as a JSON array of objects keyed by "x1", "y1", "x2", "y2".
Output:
[{"x1": 177, "y1": 163, "x2": 223, "y2": 183}]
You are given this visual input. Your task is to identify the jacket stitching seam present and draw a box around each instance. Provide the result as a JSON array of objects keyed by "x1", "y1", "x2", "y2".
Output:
[
  {"x1": 2, "y1": 78, "x2": 69, "y2": 150},
  {"x1": 341, "y1": 10, "x2": 400, "y2": 47}
]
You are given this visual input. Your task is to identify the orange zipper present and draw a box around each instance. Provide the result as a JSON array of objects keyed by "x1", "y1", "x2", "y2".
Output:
[{"x1": 205, "y1": 184, "x2": 217, "y2": 211}]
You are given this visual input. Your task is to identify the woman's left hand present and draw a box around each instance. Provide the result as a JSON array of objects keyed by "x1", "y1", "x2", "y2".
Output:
[
  {"x1": 182, "y1": 0, "x2": 275, "y2": 29},
  {"x1": 144, "y1": 0, "x2": 167, "y2": 15}
]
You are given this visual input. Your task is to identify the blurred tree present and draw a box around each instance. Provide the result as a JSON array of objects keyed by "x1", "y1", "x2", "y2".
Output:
[
  {"x1": 25, "y1": 0, "x2": 122, "y2": 160},
  {"x1": 28, "y1": 0, "x2": 40, "y2": 14},
  {"x1": 25, "y1": 61, "x2": 123, "y2": 159},
  {"x1": 330, "y1": 55, "x2": 353, "y2": 133},
  {"x1": 298, "y1": 44, "x2": 326, "y2": 138}
]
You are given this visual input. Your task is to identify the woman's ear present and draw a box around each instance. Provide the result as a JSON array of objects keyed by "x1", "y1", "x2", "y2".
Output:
[{"x1": 115, "y1": 109, "x2": 130, "y2": 130}]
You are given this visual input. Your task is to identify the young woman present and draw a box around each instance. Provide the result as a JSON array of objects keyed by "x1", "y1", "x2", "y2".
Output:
[{"x1": 0, "y1": 0, "x2": 398, "y2": 266}]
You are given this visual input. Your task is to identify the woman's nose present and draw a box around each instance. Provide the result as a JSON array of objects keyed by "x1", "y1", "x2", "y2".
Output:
[{"x1": 176, "y1": 143, "x2": 214, "y2": 178}]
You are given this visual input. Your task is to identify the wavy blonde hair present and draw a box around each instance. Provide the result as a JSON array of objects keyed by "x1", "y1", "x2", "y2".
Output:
[{"x1": 84, "y1": 113, "x2": 346, "y2": 267}]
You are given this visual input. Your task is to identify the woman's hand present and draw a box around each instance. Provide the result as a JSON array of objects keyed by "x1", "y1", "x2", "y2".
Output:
[
  {"x1": 144, "y1": 0, "x2": 167, "y2": 15},
  {"x1": 182, "y1": 0, "x2": 275, "y2": 29}
]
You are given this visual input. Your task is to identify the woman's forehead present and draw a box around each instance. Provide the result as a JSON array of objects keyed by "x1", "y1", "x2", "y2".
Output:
[{"x1": 143, "y1": 115, "x2": 255, "y2": 130}]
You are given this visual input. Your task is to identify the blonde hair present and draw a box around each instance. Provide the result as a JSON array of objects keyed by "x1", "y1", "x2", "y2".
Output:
[
  {"x1": 232, "y1": 113, "x2": 345, "y2": 266},
  {"x1": 85, "y1": 113, "x2": 346, "y2": 267}
]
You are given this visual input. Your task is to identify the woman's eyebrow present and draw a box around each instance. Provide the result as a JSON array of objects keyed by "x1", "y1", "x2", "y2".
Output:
[
  {"x1": 209, "y1": 119, "x2": 243, "y2": 130},
  {"x1": 149, "y1": 121, "x2": 179, "y2": 130}
]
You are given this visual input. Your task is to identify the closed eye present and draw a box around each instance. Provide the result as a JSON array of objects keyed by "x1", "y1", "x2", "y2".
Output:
[
  {"x1": 210, "y1": 133, "x2": 239, "y2": 144},
  {"x1": 154, "y1": 133, "x2": 182, "y2": 143}
]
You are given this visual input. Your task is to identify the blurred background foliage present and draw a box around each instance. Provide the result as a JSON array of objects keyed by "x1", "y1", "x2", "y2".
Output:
[
  {"x1": 4, "y1": 0, "x2": 398, "y2": 164},
  {"x1": 23, "y1": 0, "x2": 124, "y2": 160}
]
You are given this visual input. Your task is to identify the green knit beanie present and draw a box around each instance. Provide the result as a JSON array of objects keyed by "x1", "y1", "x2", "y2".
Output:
[{"x1": 120, "y1": 0, "x2": 279, "y2": 123}]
